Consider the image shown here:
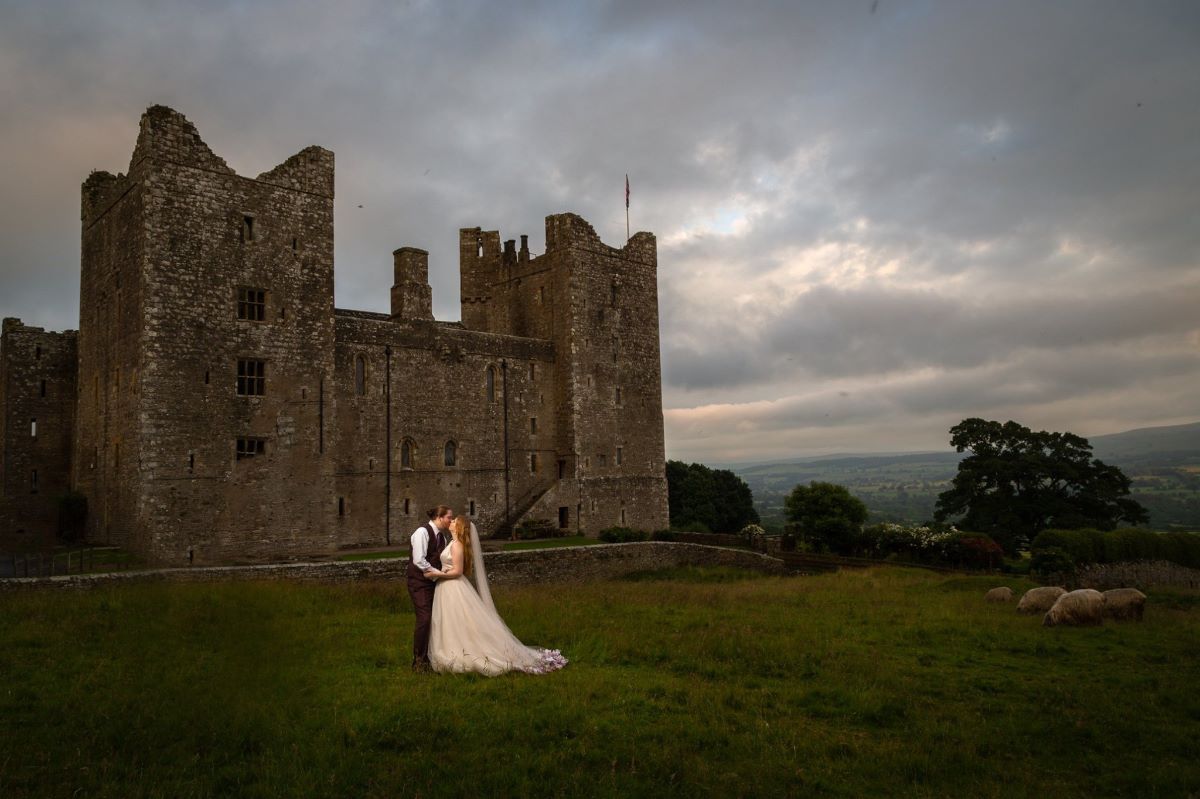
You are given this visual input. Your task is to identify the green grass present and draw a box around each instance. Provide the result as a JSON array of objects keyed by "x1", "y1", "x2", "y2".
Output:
[
  {"x1": 2, "y1": 568, "x2": 1198, "y2": 797},
  {"x1": 336, "y1": 550, "x2": 408, "y2": 562},
  {"x1": 503, "y1": 535, "x2": 602, "y2": 552}
]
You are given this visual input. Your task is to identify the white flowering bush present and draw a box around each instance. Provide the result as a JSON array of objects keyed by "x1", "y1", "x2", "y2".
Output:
[{"x1": 860, "y1": 523, "x2": 957, "y2": 561}]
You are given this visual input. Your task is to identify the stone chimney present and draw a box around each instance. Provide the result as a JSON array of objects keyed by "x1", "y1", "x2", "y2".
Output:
[{"x1": 390, "y1": 247, "x2": 433, "y2": 321}]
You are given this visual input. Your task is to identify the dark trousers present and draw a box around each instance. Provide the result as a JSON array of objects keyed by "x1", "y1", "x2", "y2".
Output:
[{"x1": 407, "y1": 574, "x2": 436, "y2": 663}]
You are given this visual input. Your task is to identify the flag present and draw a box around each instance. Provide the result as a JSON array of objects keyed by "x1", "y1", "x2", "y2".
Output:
[{"x1": 625, "y1": 174, "x2": 630, "y2": 208}]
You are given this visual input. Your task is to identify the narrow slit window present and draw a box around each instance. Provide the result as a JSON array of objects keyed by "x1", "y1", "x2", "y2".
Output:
[
  {"x1": 401, "y1": 440, "x2": 413, "y2": 469},
  {"x1": 39, "y1": 380, "x2": 46, "y2": 397},
  {"x1": 530, "y1": 417, "x2": 538, "y2": 435},
  {"x1": 530, "y1": 453, "x2": 539, "y2": 473},
  {"x1": 242, "y1": 215, "x2": 255, "y2": 242},
  {"x1": 338, "y1": 497, "x2": 345, "y2": 516},
  {"x1": 30, "y1": 418, "x2": 37, "y2": 437},
  {"x1": 404, "y1": 498, "x2": 410, "y2": 515},
  {"x1": 188, "y1": 453, "x2": 195, "y2": 472},
  {"x1": 354, "y1": 355, "x2": 366, "y2": 396},
  {"x1": 528, "y1": 362, "x2": 535, "y2": 380},
  {"x1": 31, "y1": 470, "x2": 38, "y2": 494},
  {"x1": 616, "y1": 447, "x2": 623, "y2": 466},
  {"x1": 469, "y1": 500, "x2": 476, "y2": 516},
  {"x1": 486, "y1": 365, "x2": 496, "y2": 402},
  {"x1": 444, "y1": 440, "x2": 457, "y2": 467}
]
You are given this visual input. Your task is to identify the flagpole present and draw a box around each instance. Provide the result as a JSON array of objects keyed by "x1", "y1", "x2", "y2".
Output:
[{"x1": 625, "y1": 174, "x2": 630, "y2": 243}]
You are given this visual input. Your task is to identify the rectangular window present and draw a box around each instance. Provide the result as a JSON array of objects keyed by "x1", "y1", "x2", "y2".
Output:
[
  {"x1": 40, "y1": 379, "x2": 46, "y2": 397},
  {"x1": 242, "y1": 215, "x2": 255, "y2": 242},
  {"x1": 30, "y1": 418, "x2": 37, "y2": 437},
  {"x1": 338, "y1": 497, "x2": 345, "y2": 516},
  {"x1": 469, "y1": 500, "x2": 476, "y2": 516},
  {"x1": 598, "y1": 454, "x2": 607, "y2": 467},
  {"x1": 236, "y1": 438, "x2": 266, "y2": 459},
  {"x1": 616, "y1": 447, "x2": 623, "y2": 465},
  {"x1": 404, "y1": 498, "x2": 410, "y2": 515},
  {"x1": 530, "y1": 453, "x2": 539, "y2": 473},
  {"x1": 528, "y1": 362, "x2": 535, "y2": 380},
  {"x1": 238, "y1": 288, "x2": 267, "y2": 321},
  {"x1": 237, "y1": 359, "x2": 266, "y2": 396},
  {"x1": 530, "y1": 417, "x2": 538, "y2": 434}
]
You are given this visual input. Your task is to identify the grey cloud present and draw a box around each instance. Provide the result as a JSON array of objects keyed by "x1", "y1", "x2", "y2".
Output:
[{"x1": 2, "y1": 0, "x2": 1197, "y2": 461}]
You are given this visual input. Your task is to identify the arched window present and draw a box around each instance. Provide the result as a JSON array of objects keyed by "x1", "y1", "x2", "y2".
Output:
[
  {"x1": 486, "y1": 365, "x2": 496, "y2": 402},
  {"x1": 354, "y1": 355, "x2": 366, "y2": 396},
  {"x1": 444, "y1": 440, "x2": 457, "y2": 467},
  {"x1": 400, "y1": 439, "x2": 414, "y2": 469}
]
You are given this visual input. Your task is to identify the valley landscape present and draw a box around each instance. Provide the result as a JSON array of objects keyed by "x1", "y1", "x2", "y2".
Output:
[{"x1": 732, "y1": 422, "x2": 1200, "y2": 532}]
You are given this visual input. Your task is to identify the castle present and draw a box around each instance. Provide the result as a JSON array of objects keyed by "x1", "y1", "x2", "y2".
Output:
[{"x1": 0, "y1": 106, "x2": 669, "y2": 564}]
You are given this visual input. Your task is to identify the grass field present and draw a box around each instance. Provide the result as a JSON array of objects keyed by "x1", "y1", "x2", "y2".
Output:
[{"x1": 2, "y1": 567, "x2": 1198, "y2": 797}]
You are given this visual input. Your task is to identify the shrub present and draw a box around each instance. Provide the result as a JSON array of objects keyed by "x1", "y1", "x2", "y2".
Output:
[
  {"x1": 1032, "y1": 527, "x2": 1200, "y2": 569},
  {"x1": 674, "y1": 520, "x2": 712, "y2": 534},
  {"x1": 598, "y1": 527, "x2": 649, "y2": 543},
  {"x1": 945, "y1": 533, "x2": 1003, "y2": 570},
  {"x1": 1030, "y1": 546, "x2": 1076, "y2": 580},
  {"x1": 650, "y1": 530, "x2": 677, "y2": 542}
]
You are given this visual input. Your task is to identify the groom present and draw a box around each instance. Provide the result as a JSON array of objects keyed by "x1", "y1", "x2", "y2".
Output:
[{"x1": 407, "y1": 505, "x2": 454, "y2": 672}]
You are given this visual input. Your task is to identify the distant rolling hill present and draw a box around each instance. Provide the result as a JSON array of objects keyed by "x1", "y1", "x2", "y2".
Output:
[{"x1": 729, "y1": 421, "x2": 1200, "y2": 531}]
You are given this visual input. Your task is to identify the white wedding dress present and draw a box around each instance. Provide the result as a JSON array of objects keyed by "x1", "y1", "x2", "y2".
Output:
[{"x1": 428, "y1": 531, "x2": 567, "y2": 676}]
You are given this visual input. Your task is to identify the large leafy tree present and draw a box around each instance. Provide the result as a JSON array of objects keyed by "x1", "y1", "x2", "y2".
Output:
[
  {"x1": 666, "y1": 460, "x2": 759, "y2": 532},
  {"x1": 933, "y1": 418, "x2": 1148, "y2": 553},
  {"x1": 785, "y1": 481, "x2": 868, "y2": 554}
]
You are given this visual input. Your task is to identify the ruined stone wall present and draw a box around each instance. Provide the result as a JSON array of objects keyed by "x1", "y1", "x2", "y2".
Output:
[
  {"x1": 76, "y1": 165, "x2": 146, "y2": 553},
  {"x1": 331, "y1": 313, "x2": 556, "y2": 543},
  {"x1": 0, "y1": 321, "x2": 77, "y2": 549},
  {"x1": 548, "y1": 216, "x2": 668, "y2": 533},
  {"x1": 103, "y1": 106, "x2": 339, "y2": 564},
  {"x1": 458, "y1": 214, "x2": 669, "y2": 534}
]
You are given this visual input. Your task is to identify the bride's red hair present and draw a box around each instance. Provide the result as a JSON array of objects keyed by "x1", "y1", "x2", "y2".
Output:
[{"x1": 452, "y1": 517, "x2": 474, "y2": 576}]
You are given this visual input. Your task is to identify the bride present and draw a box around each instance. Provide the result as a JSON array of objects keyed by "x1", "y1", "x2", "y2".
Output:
[{"x1": 423, "y1": 516, "x2": 568, "y2": 676}]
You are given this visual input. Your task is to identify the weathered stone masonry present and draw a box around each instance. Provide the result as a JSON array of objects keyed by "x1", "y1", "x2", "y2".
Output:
[{"x1": 0, "y1": 105, "x2": 669, "y2": 563}]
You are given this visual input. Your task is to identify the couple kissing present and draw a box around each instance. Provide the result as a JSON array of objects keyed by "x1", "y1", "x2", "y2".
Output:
[{"x1": 406, "y1": 505, "x2": 568, "y2": 676}]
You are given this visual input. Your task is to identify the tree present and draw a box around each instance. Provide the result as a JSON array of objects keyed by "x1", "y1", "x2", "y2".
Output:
[
  {"x1": 665, "y1": 460, "x2": 759, "y2": 532},
  {"x1": 933, "y1": 418, "x2": 1149, "y2": 554},
  {"x1": 785, "y1": 481, "x2": 868, "y2": 554}
]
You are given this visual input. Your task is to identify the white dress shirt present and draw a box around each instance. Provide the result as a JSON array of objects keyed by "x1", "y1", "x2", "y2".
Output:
[{"x1": 410, "y1": 522, "x2": 443, "y2": 573}]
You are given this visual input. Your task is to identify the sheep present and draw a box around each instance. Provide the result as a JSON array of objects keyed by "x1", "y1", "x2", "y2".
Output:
[
  {"x1": 1043, "y1": 589, "x2": 1105, "y2": 627},
  {"x1": 985, "y1": 587, "x2": 1014, "y2": 603},
  {"x1": 1102, "y1": 588, "x2": 1147, "y2": 621},
  {"x1": 1017, "y1": 586, "x2": 1066, "y2": 614}
]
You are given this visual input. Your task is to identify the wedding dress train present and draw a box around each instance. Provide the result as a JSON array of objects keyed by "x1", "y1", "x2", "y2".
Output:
[{"x1": 428, "y1": 534, "x2": 567, "y2": 676}]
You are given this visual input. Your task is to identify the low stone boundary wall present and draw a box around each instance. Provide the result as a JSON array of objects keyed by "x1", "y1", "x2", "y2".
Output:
[
  {"x1": 0, "y1": 542, "x2": 785, "y2": 592},
  {"x1": 1070, "y1": 560, "x2": 1200, "y2": 590}
]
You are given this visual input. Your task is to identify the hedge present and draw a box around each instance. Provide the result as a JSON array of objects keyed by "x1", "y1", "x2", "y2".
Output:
[{"x1": 1030, "y1": 528, "x2": 1200, "y2": 569}]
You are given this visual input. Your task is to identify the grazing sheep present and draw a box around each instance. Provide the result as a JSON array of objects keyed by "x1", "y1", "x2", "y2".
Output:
[
  {"x1": 1017, "y1": 586, "x2": 1067, "y2": 614},
  {"x1": 985, "y1": 587, "x2": 1014, "y2": 603},
  {"x1": 1102, "y1": 588, "x2": 1147, "y2": 621},
  {"x1": 1043, "y1": 589, "x2": 1105, "y2": 627}
]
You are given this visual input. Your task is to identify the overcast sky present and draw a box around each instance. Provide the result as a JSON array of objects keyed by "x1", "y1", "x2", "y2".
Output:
[{"x1": 2, "y1": 1, "x2": 1197, "y2": 464}]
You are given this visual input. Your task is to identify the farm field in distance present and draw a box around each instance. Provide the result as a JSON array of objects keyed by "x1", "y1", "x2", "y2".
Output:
[{"x1": 733, "y1": 422, "x2": 1200, "y2": 530}]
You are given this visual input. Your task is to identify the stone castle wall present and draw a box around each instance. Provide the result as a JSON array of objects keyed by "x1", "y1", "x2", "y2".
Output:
[
  {"x1": 0, "y1": 106, "x2": 669, "y2": 564},
  {"x1": 0, "y1": 321, "x2": 77, "y2": 550}
]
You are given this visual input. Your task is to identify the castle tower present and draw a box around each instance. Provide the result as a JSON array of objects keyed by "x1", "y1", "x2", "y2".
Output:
[
  {"x1": 458, "y1": 213, "x2": 669, "y2": 534},
  {"x1": 76, "y1": 106, "x2": 338, "y2": 563}
]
